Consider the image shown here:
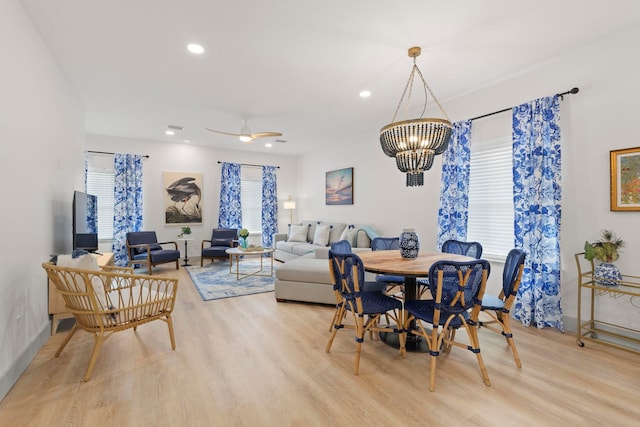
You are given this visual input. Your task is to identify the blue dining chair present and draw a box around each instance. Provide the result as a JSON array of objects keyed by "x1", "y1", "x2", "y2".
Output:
[
  {"x1": 404, "y1": 258, "x2": 491, "y2": 391},
  {"x1": 418, "y1": 239, "x2": 483, "y2": 297},
  {"x1": 371, "y1": 237, "x2": 405, "y2": 298},
  {"x1": 326, "y1": 250, "x2": 404, "y2": 374},
  {"x1": 479, "y1": 248, "x2": 526, "y2": 367}
]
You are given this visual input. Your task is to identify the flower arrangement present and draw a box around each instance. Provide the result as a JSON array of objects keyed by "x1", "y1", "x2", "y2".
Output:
[
  {"x1": 584, "y1": 229, "x2": 624, "y2": 263},
  {"x1": 178, "y1": 226, "x2": 191, "y2": 238},
  {"x1": 239, "y1": 228, "x2": 249, "y2": 238}
]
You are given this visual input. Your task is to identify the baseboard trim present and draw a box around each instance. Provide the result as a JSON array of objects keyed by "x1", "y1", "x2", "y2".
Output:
[{"x1": 0, "y1": 324, "x2": 50, "y2": 401}]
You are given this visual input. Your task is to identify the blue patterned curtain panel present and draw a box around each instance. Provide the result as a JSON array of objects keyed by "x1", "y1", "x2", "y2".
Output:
[
  {"x1": 261, "y1": 166, "x2": 278, "y2": 247},
  {"x1": 511, "y1": 95, "x2": 563, "y2": 330},
  {"x1": 218, "y1": 162, "x2": 242, "y2": 228},
  {"x1": 111, "y1": 153, "x2": 143, "y2": 266}
]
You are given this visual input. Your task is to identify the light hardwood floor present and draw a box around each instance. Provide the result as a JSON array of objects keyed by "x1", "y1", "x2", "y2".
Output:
[{"x1": 1, "y1": 259, "x2": 639, "y2": 426}]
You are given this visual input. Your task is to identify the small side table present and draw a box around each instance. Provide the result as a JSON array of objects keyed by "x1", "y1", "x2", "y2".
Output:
[{"x1": 177, "y1": 238, "x2": 194, "y2": 266}]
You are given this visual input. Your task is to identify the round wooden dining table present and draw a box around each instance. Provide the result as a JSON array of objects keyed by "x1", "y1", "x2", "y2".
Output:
[{"x1": 357, "y1": 250, "x2": 476, "y2": 351}]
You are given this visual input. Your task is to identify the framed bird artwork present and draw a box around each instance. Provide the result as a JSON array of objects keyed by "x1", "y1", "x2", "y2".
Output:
[{"x1": 163, "y1": 171, "x2": 203, "y2": 224}]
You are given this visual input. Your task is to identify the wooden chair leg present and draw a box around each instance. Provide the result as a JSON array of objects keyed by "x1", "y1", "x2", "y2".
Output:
[
  {"x1": 166, "y1": 315, "x2": 176, "y2": 350},
  {"x1": 499, "y1": 313, "x2": 521, "y2": 368},
  {"x1": 353, "y1": 315, "x2": 365, "y2": 375},
  {"x1": 467, "y1": 323, "x2": 491, "y2": 387},
  {"x1": 326, "y1": 306, "x2": 345, "y2": 352},
  {"x1": 55, "y1": 323, "x2": 79, "y2": 357},
  {"x1": 84, "y1": 333, "x2": 107, "y2": 382}
]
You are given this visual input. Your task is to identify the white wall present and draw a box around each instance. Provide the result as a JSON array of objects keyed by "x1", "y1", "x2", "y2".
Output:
[
  {"x1": 86, "y1": 135, "x2": 299, "y2": 255},
  {"x1": 295, "y1": 24, "x2": 640, "y2": 330},
  {"x1": 0, "y1": 0, "x2": 85, "y2": 400}
]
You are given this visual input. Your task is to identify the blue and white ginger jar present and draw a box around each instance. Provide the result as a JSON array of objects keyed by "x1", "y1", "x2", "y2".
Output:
[
  {"x1": 400, "y1": 228, "x2": 419, "y2": 259},
  {"x1": 594, "y1": 262, "x2": 621, "y2": 286}
]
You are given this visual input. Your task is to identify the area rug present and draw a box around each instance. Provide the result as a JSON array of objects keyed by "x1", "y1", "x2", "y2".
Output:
[{"x1": 185, "y1": 258, "x2": 277, "y2": 301}]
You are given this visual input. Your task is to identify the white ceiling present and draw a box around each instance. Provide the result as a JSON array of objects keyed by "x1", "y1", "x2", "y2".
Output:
[{"x1": 20, "y1": 0, "x2": 640, "y2": 155}]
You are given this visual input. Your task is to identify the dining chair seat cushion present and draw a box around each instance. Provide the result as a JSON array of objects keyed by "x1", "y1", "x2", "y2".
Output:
[
  {"x1": 404, "y1": 299, "x2": 469, "y2": 328},
  {"x1": 481, "y1": 294, "x2": 505, "y2": 311}
]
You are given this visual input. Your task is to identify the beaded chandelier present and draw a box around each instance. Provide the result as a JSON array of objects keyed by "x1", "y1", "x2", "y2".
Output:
[{"x1": 379, "y1": 46, "x2": 452, "y2": 187}]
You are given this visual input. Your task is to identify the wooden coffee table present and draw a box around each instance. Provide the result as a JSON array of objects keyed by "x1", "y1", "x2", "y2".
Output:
[{"x1": 225, "y1": 247, "x2": 275, "y2": 280}]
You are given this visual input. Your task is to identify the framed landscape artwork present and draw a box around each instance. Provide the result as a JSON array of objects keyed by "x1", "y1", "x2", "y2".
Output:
[
  {"x1": 163, "y1": 171, "x2": 203, "y2": 223},
  {"x1": 610, "y1": 147, "x2": 640, "y2": 211},
  {"x1": 325, "y1": 167, "x2": 353, "y2": 205}
]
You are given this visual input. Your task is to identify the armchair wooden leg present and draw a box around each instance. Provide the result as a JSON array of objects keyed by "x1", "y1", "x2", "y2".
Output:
[
  {"x1": 84, "y1": 333, "x2": 107, "y2": 382},
  {"x1": 166, "y1": 315, "x2": 176, "y2": 350},
  {"x1": 55, "y1": 323, "x2": 79, "y2": 357}
]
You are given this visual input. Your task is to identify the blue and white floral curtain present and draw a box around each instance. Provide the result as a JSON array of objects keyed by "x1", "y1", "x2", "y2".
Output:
[
  {"x1": 511, "y1": 95, "x2": 564, "y2": 330},
  {"x1": 218, "y1": 162, "x2": 242, "y2": 228},
  {"x1": 111, "y1": 154, "x2": 143, "y2": 266},
  {"x1": 437, "y1": 120, "x2": 472, "y2": 249},
  {"x1": 261, "y1": 166, "x2": 278, "y2": 247}
]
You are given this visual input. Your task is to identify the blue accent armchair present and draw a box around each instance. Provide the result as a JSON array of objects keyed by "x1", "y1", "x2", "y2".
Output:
[
  {"x1": 126, "y1": 231, "x2": 180, "y2": 274},
  {"x1": 201, "y1": 228, "x2": 238, "y2": 266}
]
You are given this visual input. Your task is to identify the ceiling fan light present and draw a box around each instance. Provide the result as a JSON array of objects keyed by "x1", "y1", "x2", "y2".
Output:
[{"x1": 239, "y1": 135, "x2": 252, "y2": 143}]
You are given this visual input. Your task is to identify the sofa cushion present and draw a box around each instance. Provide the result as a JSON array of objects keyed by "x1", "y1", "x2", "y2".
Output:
[
  {"x1": 313, "y1": 224, "x2": 332, "y2": 246},
  {"x1": 288, "y1": 224, "x2": 308, "y2": 242},
  {"x1": 339, "y1": 225, "x2": 358, "y2": 246},
  {"x1": 319, "y1": 221, "x2": 347, "y2": 244},
  {"x1": 300, "y1": 220, "x2": 317, "y2": 242}
]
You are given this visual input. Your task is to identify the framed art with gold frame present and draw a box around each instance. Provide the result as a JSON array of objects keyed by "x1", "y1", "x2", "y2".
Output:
[{"x1": 610, "y1": 146, "x2": 640, "y2": 211}]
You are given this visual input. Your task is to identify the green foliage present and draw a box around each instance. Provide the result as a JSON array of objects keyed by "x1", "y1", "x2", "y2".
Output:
[
  {"x1": 239, "y1": 228, "x2": 250, "y2": 238},
  {"x1": 584, "y1": 229, "x2": 624, "y2": 262},
  {"x1": 178, "y1": 226, "x2": 192, "y2": 238}
]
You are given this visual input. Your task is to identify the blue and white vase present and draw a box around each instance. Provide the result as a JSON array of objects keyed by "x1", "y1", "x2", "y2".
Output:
[
  {"x1": 400, "y1": 228, "x2": 419, "y2": 259},
  {"x1": 594, "y1": 262, "x2": 621, "y2": 286}
]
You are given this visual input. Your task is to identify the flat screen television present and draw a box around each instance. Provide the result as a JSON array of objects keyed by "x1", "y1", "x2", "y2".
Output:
[{"x1": 73, "y1": 190, "x2": 99, "y2": 252}]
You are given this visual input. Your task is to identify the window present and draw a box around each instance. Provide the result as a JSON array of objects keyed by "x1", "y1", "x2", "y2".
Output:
[
  {"x1": 240, "y1": 168, "x2": 262, "y2": 234},
  {"x1": 467, "y1": 124, "x2": 515, "y2": 260},
  {"x1": 86, "y1": 168, "x2": 115, "y2": 240}
]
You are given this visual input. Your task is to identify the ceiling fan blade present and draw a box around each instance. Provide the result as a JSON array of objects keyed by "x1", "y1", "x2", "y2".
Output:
[
  {"x1": 205, "y1": 128, "x2": 242, "y2": 137},
  {"x1": 250, "y1": 132, "x2": 283, "y2": 139}
]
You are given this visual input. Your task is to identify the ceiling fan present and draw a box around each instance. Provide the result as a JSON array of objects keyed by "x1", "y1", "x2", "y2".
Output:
[{"x1": 206, "y1": 119, "x2": 282, "y2": 143}]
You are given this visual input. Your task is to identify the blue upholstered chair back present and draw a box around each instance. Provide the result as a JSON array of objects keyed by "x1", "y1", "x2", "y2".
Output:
[
  {"x1": 126, "y1": 231, "x2": 161, "y2": 255},
  {"x1": 371, "y1": 237, "x2": 400, "y2": 251},
  {"x1": 502, "y1": 248, "x2": 526, "y2": 297},
  {"x1": 441, "y1": 239, "x2": 483, "y2": 259},
  {"x1": 328, "y1": 250, "x2": 366, "y2": 298},
  {"x1": 330, "y1": 239, "x2": 352, "y2": 255},
  {"x1": 427, "y1": 259, "x2": 490, "y2": 316},
  {"x1": 210, "y1": 228, "x2": 238, "y2": 245}
]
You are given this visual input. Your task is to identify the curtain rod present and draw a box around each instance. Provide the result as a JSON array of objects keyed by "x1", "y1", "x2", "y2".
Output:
[
  {"x1": 87, "y1": 150, "x2": 150, "y2": 158},
  {"x1": 469, "y1": 87, "x2": 579, "y2": 122},
  {"x1": 217, "y1": 161, "x2": 280, "y2": 168}
]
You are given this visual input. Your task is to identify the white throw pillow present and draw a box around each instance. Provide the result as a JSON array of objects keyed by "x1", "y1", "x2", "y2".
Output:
[
  {"x1": 288, "y1": 224, "x2": 308, "y2": 243},
  {"x1": 339, "y1": 226, "x2": 357, "y2": 246},
  {"x1": 313, "y1": 224, "x2": 332, "y2": 246},
  {"x1": 56, "y1": 253, "x2": 108, "y2": 310}
]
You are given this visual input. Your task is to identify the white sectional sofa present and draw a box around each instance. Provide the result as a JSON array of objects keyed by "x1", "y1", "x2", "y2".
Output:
[{"x1": 272, "y1": 220, "x2": 378, "y2": 262}]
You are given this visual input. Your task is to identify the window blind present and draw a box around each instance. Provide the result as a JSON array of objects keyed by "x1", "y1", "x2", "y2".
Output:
[
  {"x1": 240, "y1": 168, "x2": 263, "y2": 234},
  {"x1": 467, "y1": 136, "x2": 514, "y2": 260},
  {"x1": 86, "y1": 169, "x2": 115, "y2": 240}
]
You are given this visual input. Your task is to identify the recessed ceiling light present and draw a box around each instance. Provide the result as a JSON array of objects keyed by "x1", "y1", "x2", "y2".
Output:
[
  {"x1": 183, "y1": 139, "x2": 190, "y2": 143},
  {"x1": 359, "y1": 90, "x2": 371, "y2": 98},
  {"x1": 165, "y1": 130, "x2": 175, "y2": 136},
  {"x1": 187, "y1": 43, "x2": 204, "y2": 54},
  {"x1": 265, "y1": 143, "x2": 273, "y2": 148}
]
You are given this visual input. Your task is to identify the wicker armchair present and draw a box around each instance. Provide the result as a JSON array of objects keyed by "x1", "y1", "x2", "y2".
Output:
[{"x1": 42, "y1": 259, "x2": 178, "y2": 381}]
